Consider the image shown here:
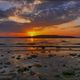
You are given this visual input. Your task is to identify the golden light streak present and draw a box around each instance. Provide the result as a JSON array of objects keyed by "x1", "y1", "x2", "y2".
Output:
[{"x1": 8, "y1": 15, "x2": 31, "y2": 23}]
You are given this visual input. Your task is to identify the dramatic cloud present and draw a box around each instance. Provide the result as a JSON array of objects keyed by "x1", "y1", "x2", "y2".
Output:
[
  {"x1": 8, "y1": 15, "x2": 31, "y2": 23},
  {"x1": 0, "y1": 0, "x2": 80, "y2": 36}
]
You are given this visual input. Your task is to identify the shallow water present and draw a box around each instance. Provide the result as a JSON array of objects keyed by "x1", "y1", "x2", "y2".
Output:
[
  {"x1": 0, "y1": 38, "x2": 80, "y2": 51},
  {"x1": 0, "y1": 38, "x2": 80, "y2": 44}
]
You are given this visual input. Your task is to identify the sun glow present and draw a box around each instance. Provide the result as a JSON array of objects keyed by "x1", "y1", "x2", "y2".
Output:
[{"x1": 27, "y1": 31, "x2": 39, "y2": 37}]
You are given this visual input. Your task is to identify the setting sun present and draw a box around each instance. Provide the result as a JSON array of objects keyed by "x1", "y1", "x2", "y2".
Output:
[{"x1": 27, "y1": 31, "x2": 39, "y2": 37}]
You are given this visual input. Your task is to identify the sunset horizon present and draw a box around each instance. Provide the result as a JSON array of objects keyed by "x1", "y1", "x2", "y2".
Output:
[
  {"x1": 0, "y1": 0, "x2": 80, "y2": 37},
  {"x1": 0, "y1": 1, "x2": 80, "y2": 80}
]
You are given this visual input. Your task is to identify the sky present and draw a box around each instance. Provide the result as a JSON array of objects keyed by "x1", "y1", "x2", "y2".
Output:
[{"x1": 0, "y1": 0, "x2": 80, "y2": 36}]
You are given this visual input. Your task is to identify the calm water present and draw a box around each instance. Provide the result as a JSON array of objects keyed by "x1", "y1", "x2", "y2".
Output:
[
  {"x1": 0, "y1": 38, "x2": 80, "y2": 51},
  {"x1": 0, "y1": 38, "x2": 80, "y2": 44}
]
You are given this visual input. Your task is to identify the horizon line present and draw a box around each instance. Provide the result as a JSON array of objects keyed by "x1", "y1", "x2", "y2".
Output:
[{"x1": 0, "y1": 35, "x2": 79, "y2": 38}]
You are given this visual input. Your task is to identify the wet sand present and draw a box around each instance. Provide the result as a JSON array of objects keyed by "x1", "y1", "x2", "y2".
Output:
[{"x1": 0, "y1": 49, "x2": 80, "y2": 80}]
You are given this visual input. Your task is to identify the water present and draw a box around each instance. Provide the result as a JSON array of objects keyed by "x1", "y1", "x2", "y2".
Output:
[
  {"x1": 0, "y1": 38, "x2": 80, "y2": 51},
  {"x1": 0, "y1": 38, "x2": 80, "y2": 44}
]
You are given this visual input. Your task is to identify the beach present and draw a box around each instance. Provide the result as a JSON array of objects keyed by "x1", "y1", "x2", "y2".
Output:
[{"x1": 0, "y1": 38, "x2": 80, "y2": 80}]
